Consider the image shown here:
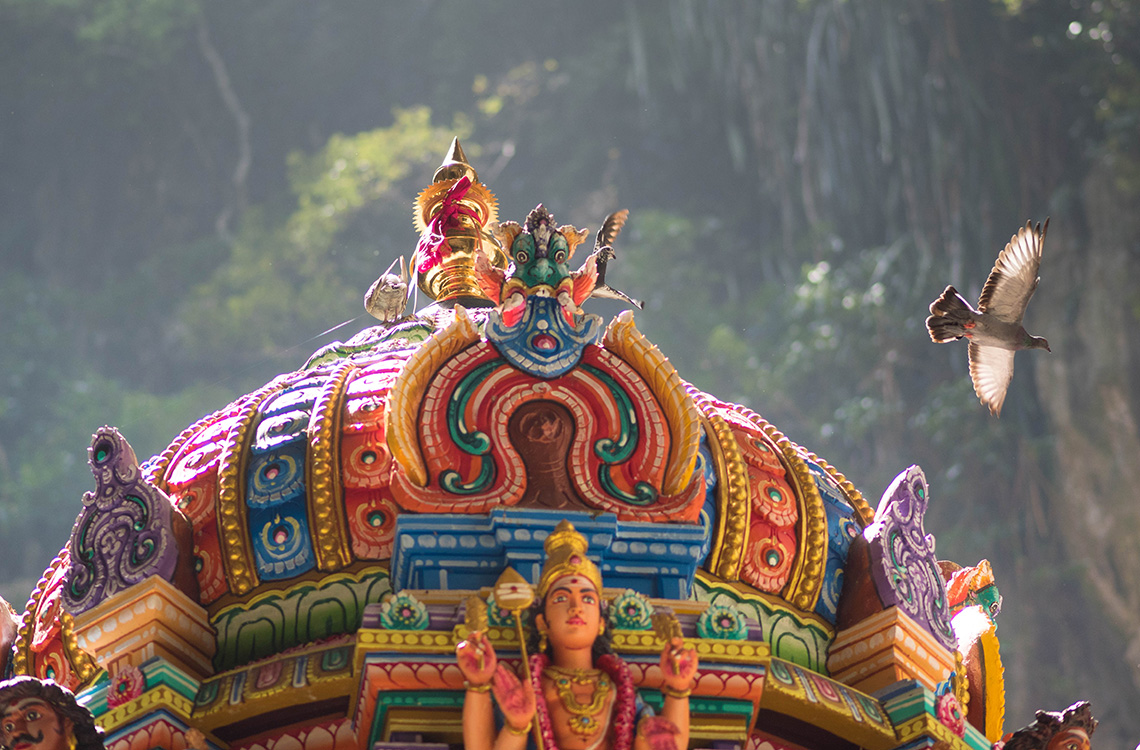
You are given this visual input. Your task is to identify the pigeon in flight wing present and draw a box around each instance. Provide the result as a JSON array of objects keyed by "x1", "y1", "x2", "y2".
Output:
[{"x1": 926, "y1": 219, "x2": 1051, "y2": 416}]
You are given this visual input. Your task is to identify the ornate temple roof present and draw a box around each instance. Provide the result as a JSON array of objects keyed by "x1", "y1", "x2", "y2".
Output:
[{"x1": 3, "y1": 140, "x2": 1059, "y2": 750}]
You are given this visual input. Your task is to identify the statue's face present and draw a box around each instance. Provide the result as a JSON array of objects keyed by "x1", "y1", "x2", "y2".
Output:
[
  {"x1": 0, "y1": 697, "x2": 71, "y2": 750},
  {"x1": 1046, "y1": 727, "x2": 1090, "y2": 750},
  {"x1": 510, "y1": 227, "x2": 570, "y2": 288},
  {"x1": 541, "y1": 575, "x2": 601, "y2": 653}
]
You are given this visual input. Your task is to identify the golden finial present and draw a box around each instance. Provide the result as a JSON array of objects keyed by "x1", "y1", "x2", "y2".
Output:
[
  {"x1": 433, "y1": 137, "x2": 478, "y2": 183},
  {"x1": 412, "y1": 138, "x2": 506, "y2": 303},
  {"x1": 493, "y1": 566, "x2": 535, "y2": 613},
  {"x1": 494, "y1": 567, "x2": 538, "y2": 687}
]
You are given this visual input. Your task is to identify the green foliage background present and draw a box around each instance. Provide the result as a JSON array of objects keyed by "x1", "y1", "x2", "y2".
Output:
[{"x1": 2, "y1": 0, "x2": 1139, "y2": 742}]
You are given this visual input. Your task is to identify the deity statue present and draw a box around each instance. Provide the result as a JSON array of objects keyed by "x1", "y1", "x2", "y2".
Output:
[
  {"x1": 0, "y1": 677, "x2": 105, "y2": 750},
  {"x1": 456, "y1": 520, "x2": 698, "y2": 750}
]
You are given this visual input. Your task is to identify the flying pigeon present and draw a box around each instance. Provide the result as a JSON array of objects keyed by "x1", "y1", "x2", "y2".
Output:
[
  {"x1": 926, "y1": 219, "x2": 1051, "y2": 417},
  {"x1": 364, "y1": 255, "x2": 410, "y2": 323}
]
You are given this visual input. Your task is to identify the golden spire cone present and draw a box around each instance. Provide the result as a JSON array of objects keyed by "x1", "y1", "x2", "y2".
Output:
[
  {"x1": 432, "y1": 137, "x2": 477, "y2": 183},
  {"x1": 412, "y1": 138, "x2": 506, "y2": 302}
]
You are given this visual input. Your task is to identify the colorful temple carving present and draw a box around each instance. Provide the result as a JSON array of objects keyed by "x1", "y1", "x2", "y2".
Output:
[{"x1": 0, "y1": 140, "x2": 1094, "y2": 750}]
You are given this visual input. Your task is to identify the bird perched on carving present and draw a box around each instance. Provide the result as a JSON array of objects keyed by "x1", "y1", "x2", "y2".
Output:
[
  {"x1": 588, "y1": 209, "x2": 644, "y2": 309},
  {"x1": 364, "y1": 256, "x2": 410, "y2": 323},
  {"x1": 926, "y1": 219, "x2": 1051, "y2": 417}
]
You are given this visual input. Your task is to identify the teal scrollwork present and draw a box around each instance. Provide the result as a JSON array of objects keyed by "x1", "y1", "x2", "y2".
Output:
[
  {"x1": 439, "y1": 462, "x2": 496, "y2": 495},
  {"x1": 64, "y1": 426, "x2": 180, "y2": 615},
  {"x1": 125, "y1": 495, "x2": 149, "y2": 531},
  {"x1": 580, "y1": 364, "x2": 659, "y2": 506},
  {"x1": 596, "y1": 469, "x2": 657, "y2": 506},
  {"x1": 582, "y1": 364, "x2": 637, "y2": 463},
  {"x1": 439, "y1": 358, "x2": 501, "y2": 494}
]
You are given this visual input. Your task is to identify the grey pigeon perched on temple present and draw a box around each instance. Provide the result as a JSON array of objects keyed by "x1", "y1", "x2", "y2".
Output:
[
  {"x1": 364, "y1": 255, "x2": 410, "y2": 323},
  {"x1": 926, "y1": 219, "x2": 1051, "y2": 417}
]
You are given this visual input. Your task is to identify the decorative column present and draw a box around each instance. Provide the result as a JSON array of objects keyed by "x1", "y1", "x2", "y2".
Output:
[
  {"x1": 828, "y1": 466, "x2": 957, "y2": 693},
  {"x1": 71, "y1": 575, "x2": 215, "y2": 682},
  {"x1": 827, "y1": 606, "x2": 957, "y2": 694},
  {"x1": 63, "y1": 426, "x2": 220, "y2": 749}
]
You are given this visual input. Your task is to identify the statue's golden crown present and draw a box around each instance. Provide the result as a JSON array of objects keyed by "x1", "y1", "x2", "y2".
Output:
[{"x1": 537, "y1": 520, "x2": 603, "y2": 599}]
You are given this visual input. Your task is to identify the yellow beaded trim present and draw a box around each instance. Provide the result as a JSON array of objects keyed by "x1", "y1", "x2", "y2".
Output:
[
  {"x1": 687, "y1": 387, "x2": 750, "y2": 581},
  {"x1": 603, "y1": 312, "x2": 702, "y2": 496},
  {"x1": 386, "y1": 307, "x2": 481, "y2": 487},
  {"x1": 145, "y1": 409, "x2": 219, "y2": 491},
  {"x1": 800, "y1": 449, "x2": 874, "y2": 526},
  {"x1": 60, "y1": 610, "x2": 98, "y2": 685},
  {"x1": 734, "y1": 405, "x2": 827, "y2": 612},
  {"x1": 306, "y1": 360, "x2": 356, "y2": 572},
  {"x1": 216, "y1": 374, "x2": 305, "y2": 595}
]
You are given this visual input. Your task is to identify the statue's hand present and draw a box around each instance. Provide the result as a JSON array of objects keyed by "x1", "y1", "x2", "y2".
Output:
[
  {"x1": 660, "y1": 636, "x2": 698, "y2": 692},
  {"x1": 492, "y1": 662, "x2": 536, "y2": 733},
  {"x1": 456, "y1": 630, "x2": 498, "y2": 687},
  {"x1": 634, "y1": 716, "x2": 680, "y2": 750}
]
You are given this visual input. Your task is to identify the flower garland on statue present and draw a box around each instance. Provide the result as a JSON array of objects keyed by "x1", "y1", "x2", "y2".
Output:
[{"x1": 530, "y1": 652, "x2": 639, "y2": 750}]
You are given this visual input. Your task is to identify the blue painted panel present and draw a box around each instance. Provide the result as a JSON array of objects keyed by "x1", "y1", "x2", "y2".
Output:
[
  {"x1": 246, "y1": 441, "x2": 307, "y2": 507},
  {"x1": 808, "y1": 460, "x2": 861, "y2": 624},
  {"x1": 391, "y1": 509, "x2": 708, "y2": 599},
  {"x1": 249, "y1": 502, "x2": 316, "y2": 579}
]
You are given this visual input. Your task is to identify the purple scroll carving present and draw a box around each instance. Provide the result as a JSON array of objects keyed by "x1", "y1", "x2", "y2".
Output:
[
  {"x1": 863, "y1": 465, "x2": 955, "y2": 650},
  {"x1": 63, "y1": 426, "x2": 198, "y2": 615}
]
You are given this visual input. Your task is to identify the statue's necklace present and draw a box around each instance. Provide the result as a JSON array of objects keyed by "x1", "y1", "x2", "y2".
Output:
[{"x1": 544, "y1": 666, "x2": 612, "y2": 736}]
